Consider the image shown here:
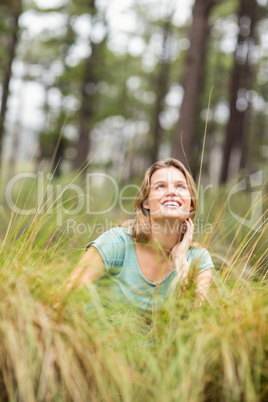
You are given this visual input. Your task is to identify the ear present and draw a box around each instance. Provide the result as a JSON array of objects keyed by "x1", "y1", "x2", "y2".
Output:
[
  {"x1": 188, "y1": 205, "x2": 194, "y2": 219},
  {"x1": 142, "y1": 199, "x2": 150, "y2": 211}
]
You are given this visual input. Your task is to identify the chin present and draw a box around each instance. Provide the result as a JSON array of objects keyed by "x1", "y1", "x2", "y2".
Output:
[{"x1": 157, "y1": 212, "x2": 186, "y2": 221}]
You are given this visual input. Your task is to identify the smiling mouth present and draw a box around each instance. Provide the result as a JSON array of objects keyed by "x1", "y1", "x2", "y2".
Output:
[{"x1": 162, "y1": 200, "x2": 181, "y2": 208}]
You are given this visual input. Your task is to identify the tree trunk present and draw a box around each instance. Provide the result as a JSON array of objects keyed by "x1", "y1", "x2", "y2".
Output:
[
  {"x1": 172, "y1": 0, "x2": 216, "y2": 169},
  {"x1": 74, "y1": 0, "x2": 103, "y2": 171},
  {"x1": 149, "y1": 14, "x2": 173, "y2": 165},
  {"x1": 0, "y1": 0, "x2": 21, "y2": 169},
  {"x1": 220, "y1": 0, "x2": 258, "y2": 184},
  {"x1": 74, "y1": 49, "x2": 95, "y2": 170}
]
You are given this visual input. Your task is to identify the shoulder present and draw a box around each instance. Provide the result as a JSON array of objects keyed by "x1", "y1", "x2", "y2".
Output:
[
  {"x1": 190, "y1": 245, "x2": 210, "y2": 258},
  {"x1": 86, "y1": 227, "x2": 132, "y2": 249},
  {"x1": 188, "y1": 245, "x2": 214, "y2": 273},
  {"x1": 86, "y1": 227, "x2": 132, "y2": 271},
  {"x1": 100, "y1": 226, "x2": 133, "y2": 243}
]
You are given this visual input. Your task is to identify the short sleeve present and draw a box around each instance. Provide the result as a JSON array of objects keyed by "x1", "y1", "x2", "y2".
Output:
[
  {"x1": 86, "y1": 227, "x2": 127, "y2": 273},
  {"x1": 189, "y1": 247, "x2": 214, "y2": 274}
]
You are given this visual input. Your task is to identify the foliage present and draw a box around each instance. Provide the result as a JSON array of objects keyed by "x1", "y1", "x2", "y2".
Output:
[
  {"x1": 1, "y1": 0, "x2": 267, "y2": 181},
  {"x1": 0, "y1": 172, "x2": 267, "y2": 400}
]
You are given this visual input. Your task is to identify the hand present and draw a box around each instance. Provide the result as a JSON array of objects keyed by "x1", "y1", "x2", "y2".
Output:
[
  {"x1": 171, "y1": 218, "x2": 194, "y2": 264},
  {"x1": 170, "y1": 218, "x2": 194, "y2": 283}
]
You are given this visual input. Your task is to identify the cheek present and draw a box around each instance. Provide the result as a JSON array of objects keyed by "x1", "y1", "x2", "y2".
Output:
[
  {"x1": 184, "y1": 193, "x2": 193, "y2": 208},
  {"x1": 148, "y1": 190, "x2": 163, "y2": 201}
]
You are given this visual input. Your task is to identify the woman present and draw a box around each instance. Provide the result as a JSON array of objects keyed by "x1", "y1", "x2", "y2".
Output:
[{"x1": 68, "y1": 158, "x2": 214, "y2": 311}]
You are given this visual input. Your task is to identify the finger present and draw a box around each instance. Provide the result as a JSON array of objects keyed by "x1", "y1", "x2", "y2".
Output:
[
  {"x1": 184, "y1": 233, "x2": 192, "y2": 241},
  {"x1": 187, "y1": 218, "x2": 194, "y2": 232},
  {"x1": 183, "y1": 221, "x2": 191, "y2": 237},
  {"x1": 185, "y1": 219, "x2": 193, "y2": 231},
  {"x1": 188, "y1": 218, "x2": 194, "y2": 227},
  {"x1": 186, "y1": 218, "x2": 192, "y2": 227},
  {"x1": 184, "y1": 224, "x2": 193, "y2": 240}
]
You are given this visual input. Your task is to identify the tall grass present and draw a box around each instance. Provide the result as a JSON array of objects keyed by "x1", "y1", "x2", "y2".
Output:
[{"x1": 0, "y1": 171, "x2": 267, "y2": 401}]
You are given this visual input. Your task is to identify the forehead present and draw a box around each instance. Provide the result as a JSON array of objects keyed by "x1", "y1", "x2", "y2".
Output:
[{"x1": 150, "y1": 167, "x2": 186, "y2": 183}]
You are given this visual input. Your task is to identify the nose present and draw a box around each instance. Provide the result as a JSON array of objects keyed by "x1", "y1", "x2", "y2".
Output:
[{"x1": 166, "y1": 184, "x2": 177, "y2": 195}]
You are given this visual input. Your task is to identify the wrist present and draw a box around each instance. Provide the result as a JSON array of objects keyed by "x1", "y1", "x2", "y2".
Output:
[{"x1": 174, "y1": 257, "x2": 189, "y2": 272}]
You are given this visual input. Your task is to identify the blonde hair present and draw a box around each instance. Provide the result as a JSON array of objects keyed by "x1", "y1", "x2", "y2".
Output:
[{"x1": 123, "y1": 158, "x2": 198, "y2": 244}]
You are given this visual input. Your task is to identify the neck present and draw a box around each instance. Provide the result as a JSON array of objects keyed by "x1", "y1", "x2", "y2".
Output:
[{"x1": 148, "y1": 218, "x2": 182, "y2": 255}]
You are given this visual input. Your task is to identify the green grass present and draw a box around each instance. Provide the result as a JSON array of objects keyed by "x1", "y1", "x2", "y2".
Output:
[{"x1": 0, "y1": 172, "x2": 267, "y2": 401}]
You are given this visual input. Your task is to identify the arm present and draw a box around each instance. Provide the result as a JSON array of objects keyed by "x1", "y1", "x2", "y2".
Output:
[
  {"x1": 53, "y1": 247, "x2": 105, "y2": 308},
  {"x1": 66, "y1": 246, "x2": 105, "y2": 290},
  {"x1": 196, "y1": 268, "x2": 212, "y2": 300},
  {"x1": 171, "y1": 218, "x2": 194, "y2": 283},
  {"x1": 170, "y1": 219, "x2": 213, "y2": 299}
]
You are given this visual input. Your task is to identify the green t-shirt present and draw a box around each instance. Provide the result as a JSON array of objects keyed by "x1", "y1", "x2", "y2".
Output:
[{"x1": 87, "y1": 227, "x2": 214, "y2": 311}]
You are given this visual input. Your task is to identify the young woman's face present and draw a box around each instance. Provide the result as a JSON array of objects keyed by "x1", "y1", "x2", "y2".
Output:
[{"x1": 143, "y1": 167, "x2": 193, "y2": 222}]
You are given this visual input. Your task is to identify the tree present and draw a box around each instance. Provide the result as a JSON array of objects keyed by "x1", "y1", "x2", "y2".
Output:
[
  {"x1": 74, "y1": 38, "x2": 106, "y2": 170},
  {"x1": 72, "y1": 0, "x2": 108, "y2": 171},
  {"x1": 7, "y1": 0, "x2": 267, "y2": 183},
  {"x1": 172, "y1": 0, "x2": 219, "y2": 170},
  {"x1": 149, "y1": 11, "x2": 174, "y2": 165},
  {"x1": 220, "y1": 0, "x2": 261, "y2": 183},
  {"x1": 0, "y1": 0, "x2": 22, "y2": 169},
  {"x1": 23, "y1": 0, "x2": 108, "y2": 173}
]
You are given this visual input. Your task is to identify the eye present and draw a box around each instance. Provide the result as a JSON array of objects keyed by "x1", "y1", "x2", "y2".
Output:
[
  {"x1": 156, "y1": 184, "x2": 165, "y2": 190},
  {"x1": 177, "y1": 183, "x2": 187, "y2": 190}
]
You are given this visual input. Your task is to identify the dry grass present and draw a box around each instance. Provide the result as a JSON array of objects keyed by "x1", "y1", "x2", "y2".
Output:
[{"x1": 0, "y1": 173, "x2": 267, "y2": 401}]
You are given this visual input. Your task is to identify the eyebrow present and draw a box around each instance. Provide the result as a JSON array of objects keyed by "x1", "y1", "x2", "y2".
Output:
[{"x1": 152, "y1": 179, "x2": 187, "y2": 185}]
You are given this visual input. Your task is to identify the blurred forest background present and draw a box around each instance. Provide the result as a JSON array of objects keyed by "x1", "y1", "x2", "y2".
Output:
[
  {"x1": 0, "y1": 0, "x2": 268, "y2": 185},
  {"x1": 1, "y1": 3, "x2": 268, "y2": 401}
]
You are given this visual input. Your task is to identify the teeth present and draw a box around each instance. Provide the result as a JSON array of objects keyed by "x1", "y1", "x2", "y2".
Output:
[{"x1": 163, "y1": 201, "x2": 180, "y2": 207}]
